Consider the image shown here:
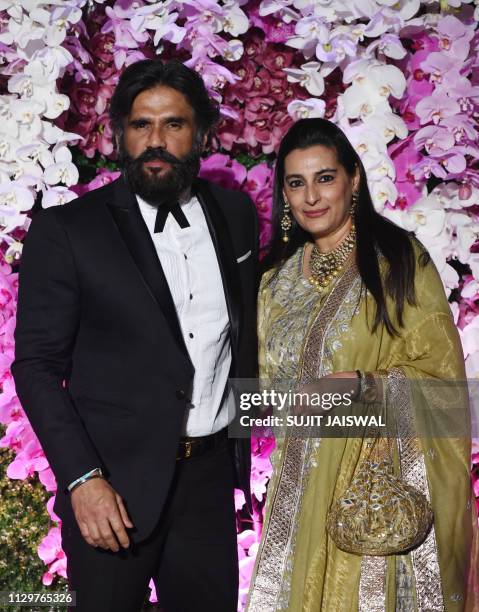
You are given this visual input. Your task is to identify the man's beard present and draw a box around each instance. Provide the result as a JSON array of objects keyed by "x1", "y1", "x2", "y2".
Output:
[{"x1": 118, "y1": 139, "x2": 202, "y2": 207}]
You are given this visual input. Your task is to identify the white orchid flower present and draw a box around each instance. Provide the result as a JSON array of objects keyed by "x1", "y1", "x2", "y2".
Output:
[
  {"x1": 343, "y1": 59, "x2": 406, "y2": 97},
  {"x1": 382, "y1": 208, "x2": 418, "y2": 233},
  {"x1": 369, "y1": 63, "x2": 407, "y2": 97},
  {"x1": 43, "y1": 161, "x2": 79, "y2": 187},
  {"x1": 259, "y1": 0, "x2": 295, "y2": 16},
  {"x1": 30, "y1": 7, "x2": 52, "y2": 27},
  {"x1": 461, "y1": 315, "x2": 479, "y2": 359},
  {"x1": 0, "y1": 134, "x2": 21, "y2": 163},
  {"x1": 24, "y1": 46, "x2": 73, "y2": 83},
  {"x1": 222, "y1": 3, "x2": 249, "y2": 36},
  {"x1": 43, "y1": 5, "x2": 83, "y2": 47},
  {"x1": 8, "y1": 74, "x2": 34, "y2": 98},
  {"x1": 467, "y1": 255, "x2": 479, "y2": 289},
  {"x1": 42, "y1": 186, "x2": 78, "y2": 208},
  {"x1": 11, "y1": 98, "x2": 44, "y2": 133},
  {"x1": 365, "y1": 34, "x2": 407, "y2": 59},
  {"x1": 44, "y1": 93, "x2": 70, "y2": 120},
  {"x1": 434, "y1": 182, "x2": 479, "y2": 211},
  {"x1": 52, "y1": 145, "x2": 72, "y2": 163},
  {"x1": 342, "y1": 58, "x2": 373, "y2": 84},
  {"x1": 287, "y1": 98, "x2": 326, "y2": 120},
  {"x1": 367, "y1": 156, "x2": 396, "y2": 181},
  {"x1": 16, "y1": 143, "x2": 55, "y2": 169},
  {"x1": 223, "y1": 39, "x2": 244, "y2": 62},
  {"x1": 11, "y1": 159, "x2": 44, "y2": 182},
  {"x1": 284, "y1": 61, "x2": 325, "y2": 96},
  {"x1": 465, "y1": 350, "x2": 479, "y2": 378},
  {"x1": 370, "y1": 176, "x2": 397, "y2": 210},
  {"x1": 363, "y1": 111, "x2": 408, "y2": 142},
  {"x1": 342, "y1": 80, "x2": 392, "y2": 119},
  {"x1": 437, "y1": 260, "x2": 459, "y2": 294},
  {"x1": 4, "y1": 239, "x2": 23, "y2": 264},
  {"x1": 287, "y1": 16, "x2": 329, "y2": 56},
  {"x1": 450, "y1": 300, "x2": 460, "y2": 325},
  {"x1": 22, "y1": 84, "x2": 70, "y2": 121},
  {"x1": 18, "y1": 122, "x2": 43, "y2": 145},
  {"x1": 0, "y1": 166, "x2": 12, "y2": 183},
  {"x1": 447, "y1": 213, "x2": 479, "y2": 264},
  {"x1": 1, "y1": 13, "x2": 45, "y2": 51},
  {"x1": 131, "y1": 4, "x2": 186, "y2": 46},
  {"x1": 0, "y1": 181, "x2": 35, "y2": 232},
  {"x1": 41, "y1": 122, "x2": 82, "y2": 146},
  {"x1": 363, "y1": 0, "x2": 420, "y2": 37},
  {"x1": 0, "y1": 96, "x2": 19, "y2": 139},
  {"x1": 345, "y1": 123, "x2": 389, "y2": 156},
  {"x1": 406, "y1": 193, "x2": 447, "y2": 237}
]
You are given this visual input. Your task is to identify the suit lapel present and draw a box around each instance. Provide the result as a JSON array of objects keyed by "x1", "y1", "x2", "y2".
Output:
[
  {"x1": 194, "y1": 178, "x2": 242, "y2": 359},
  {"x1": 106, "y1": 176, "x2": 190, "y2": 361}
]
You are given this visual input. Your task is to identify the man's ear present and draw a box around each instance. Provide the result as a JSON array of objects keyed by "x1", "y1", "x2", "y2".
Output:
[
  {"x1": 113, "y1": 130, "x2": 121, "y2": 153},
  {"x1": 198, "y1": 131, "x2": 209, "y2": 157}
]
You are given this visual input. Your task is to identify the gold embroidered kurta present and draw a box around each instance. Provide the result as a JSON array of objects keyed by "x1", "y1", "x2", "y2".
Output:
[{"x1": 247, "y1": 243, "x2": 479, "y2": 612}]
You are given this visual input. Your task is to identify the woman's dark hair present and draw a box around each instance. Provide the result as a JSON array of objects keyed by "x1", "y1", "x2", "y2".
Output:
[
  {"x1": 109, "y1": 59, "x2": 220, "y2": 143},
  {"x1": 264, "y1": 118, "x2": 429, "y2": 335}
]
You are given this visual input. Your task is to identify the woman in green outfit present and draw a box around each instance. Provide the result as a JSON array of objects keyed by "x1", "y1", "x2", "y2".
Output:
[{"x1": 246, "y1": 118, "x2": 478, "y2": 611}]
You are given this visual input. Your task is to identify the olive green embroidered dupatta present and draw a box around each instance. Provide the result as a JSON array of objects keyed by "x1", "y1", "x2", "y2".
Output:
[
  {"x1": 247, "y1": 249, "x2": 478, "y2": 612},
  {"x1": 247, "y1": 261, "x2": 364, "y2": 611}
]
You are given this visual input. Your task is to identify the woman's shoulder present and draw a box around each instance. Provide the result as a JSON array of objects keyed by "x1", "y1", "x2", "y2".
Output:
[
  {"x1": 259, "y1": 268, "x2": 275, "y2": 291},
  {"x1": 410, "y1": 237, "x2": 443, "y2": 287},
  {"x1": 410, "y1": 235, "x2": 430, "y2": 262},
  {"x1": 407, "y1": 236, "x2": 452, "y2": 318},
  {"x1": 259, "y1": 246, "x2": 304, "y2": 293},
  {"x1": 380, "y1": 234, "x2": 440, "y2": 286}
]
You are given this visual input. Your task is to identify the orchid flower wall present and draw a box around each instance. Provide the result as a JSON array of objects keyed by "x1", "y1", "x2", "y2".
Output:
[{"x1": 0, "y1": 0, "x2": 478, "y2": 608}]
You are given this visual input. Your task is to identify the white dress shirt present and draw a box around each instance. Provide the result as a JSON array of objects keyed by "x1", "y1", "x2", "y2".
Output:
[{"x1": 136, "y1": 192, "x2": 234, "y2": 437}]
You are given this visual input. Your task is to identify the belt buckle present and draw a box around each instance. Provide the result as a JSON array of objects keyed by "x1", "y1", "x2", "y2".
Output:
[{"x1": 184, "y1": 440, "x2": 193, "y2": 458}]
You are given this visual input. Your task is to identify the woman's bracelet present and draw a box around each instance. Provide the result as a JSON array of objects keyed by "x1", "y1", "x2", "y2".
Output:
[
  {"x1": 350, "y1": 370, "x2": 362, "y2": 401},
  {"x1": 359, "y1": 370, "x2": 379, "y2": 403}
]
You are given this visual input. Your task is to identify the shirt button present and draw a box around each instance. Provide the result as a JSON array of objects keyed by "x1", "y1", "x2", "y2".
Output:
[
  {"x1": 184, "y1": 254, "x2": 188, "y2": 260},
  {"x1": 190, "y1": 293, "x2": 193, "y2": 300},
  {"x1": 189, "y1": 333, "x2": 194, "y2": 339},
  {"x1": 176, "y1": 390, "x2": 186, "y2": 400}
]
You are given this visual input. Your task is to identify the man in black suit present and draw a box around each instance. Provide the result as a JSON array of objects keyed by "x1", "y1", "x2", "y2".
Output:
[{"x1": 12, "y1": 59, "x2": 258, "y2": 612}]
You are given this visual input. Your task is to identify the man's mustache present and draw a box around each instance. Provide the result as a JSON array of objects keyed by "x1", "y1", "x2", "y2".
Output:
[{"x1": 136, "y1": 147, "x2": 183, "y2": 166}]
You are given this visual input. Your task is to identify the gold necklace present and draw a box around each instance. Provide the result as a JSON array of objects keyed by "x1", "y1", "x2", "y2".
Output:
[{"x1": 308, "y1": 225, "x2": 356, "y2": 292}]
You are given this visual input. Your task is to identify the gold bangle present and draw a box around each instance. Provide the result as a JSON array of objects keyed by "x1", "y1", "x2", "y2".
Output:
[{"x1": 360, "y1": 371, "x2": 378, "y2": 403}]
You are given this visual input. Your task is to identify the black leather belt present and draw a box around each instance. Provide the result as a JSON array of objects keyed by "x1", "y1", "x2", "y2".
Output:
[{"x1": 176, "y1": 428, "x2": 228, "y2": 460}]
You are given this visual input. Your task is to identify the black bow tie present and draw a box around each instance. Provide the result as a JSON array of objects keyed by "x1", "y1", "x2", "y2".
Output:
[{"x1": 154, "y1": 201, "x2": 190, "y2": 233}]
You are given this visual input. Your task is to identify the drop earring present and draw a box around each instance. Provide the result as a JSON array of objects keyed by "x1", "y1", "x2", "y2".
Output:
[
  {"x1": 281, "y1": 198, "x2": 292, "y2": 242},
  {"x1": 351, "y1": 191, "x2": 359, "y2": 216}
]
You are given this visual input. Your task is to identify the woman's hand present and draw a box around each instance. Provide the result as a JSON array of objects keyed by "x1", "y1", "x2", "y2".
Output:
[{"x1": 292, "y1": 372, "x2": 360, "y2": 416}]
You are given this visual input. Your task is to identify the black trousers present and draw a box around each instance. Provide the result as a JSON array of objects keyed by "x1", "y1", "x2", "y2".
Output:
[{"x1": 61, "y1": 437, "x2": 238, "y2": 612}]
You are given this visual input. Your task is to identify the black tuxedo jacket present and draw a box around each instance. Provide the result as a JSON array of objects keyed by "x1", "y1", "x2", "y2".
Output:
[{"x1": 12, "y1": 176, "x2": 259, "y2": 541}]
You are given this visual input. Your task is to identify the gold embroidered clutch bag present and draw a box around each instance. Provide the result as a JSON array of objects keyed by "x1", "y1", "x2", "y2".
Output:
[{"x1": 326, "y1": 439, "x2": 433, "y2": 556}]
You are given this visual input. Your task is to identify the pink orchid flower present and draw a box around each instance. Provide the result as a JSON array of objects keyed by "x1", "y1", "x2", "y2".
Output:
[
  {"x1": 38, "y1": 527, "x2": 67, "y2": 585},
  {"x1": 437, "y1": 15, "x2": 474, "y2": 61},
  {"x1": 416, "y1": 90, "x2": 460, "y2": 125},
  {"x1": 199, "y1": 154, "x2": 247, "y2": 190}
]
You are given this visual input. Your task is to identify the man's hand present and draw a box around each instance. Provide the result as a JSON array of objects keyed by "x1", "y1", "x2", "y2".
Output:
[{"x1": 70, "y1": 478, "x2": 134, "y2": 552}]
